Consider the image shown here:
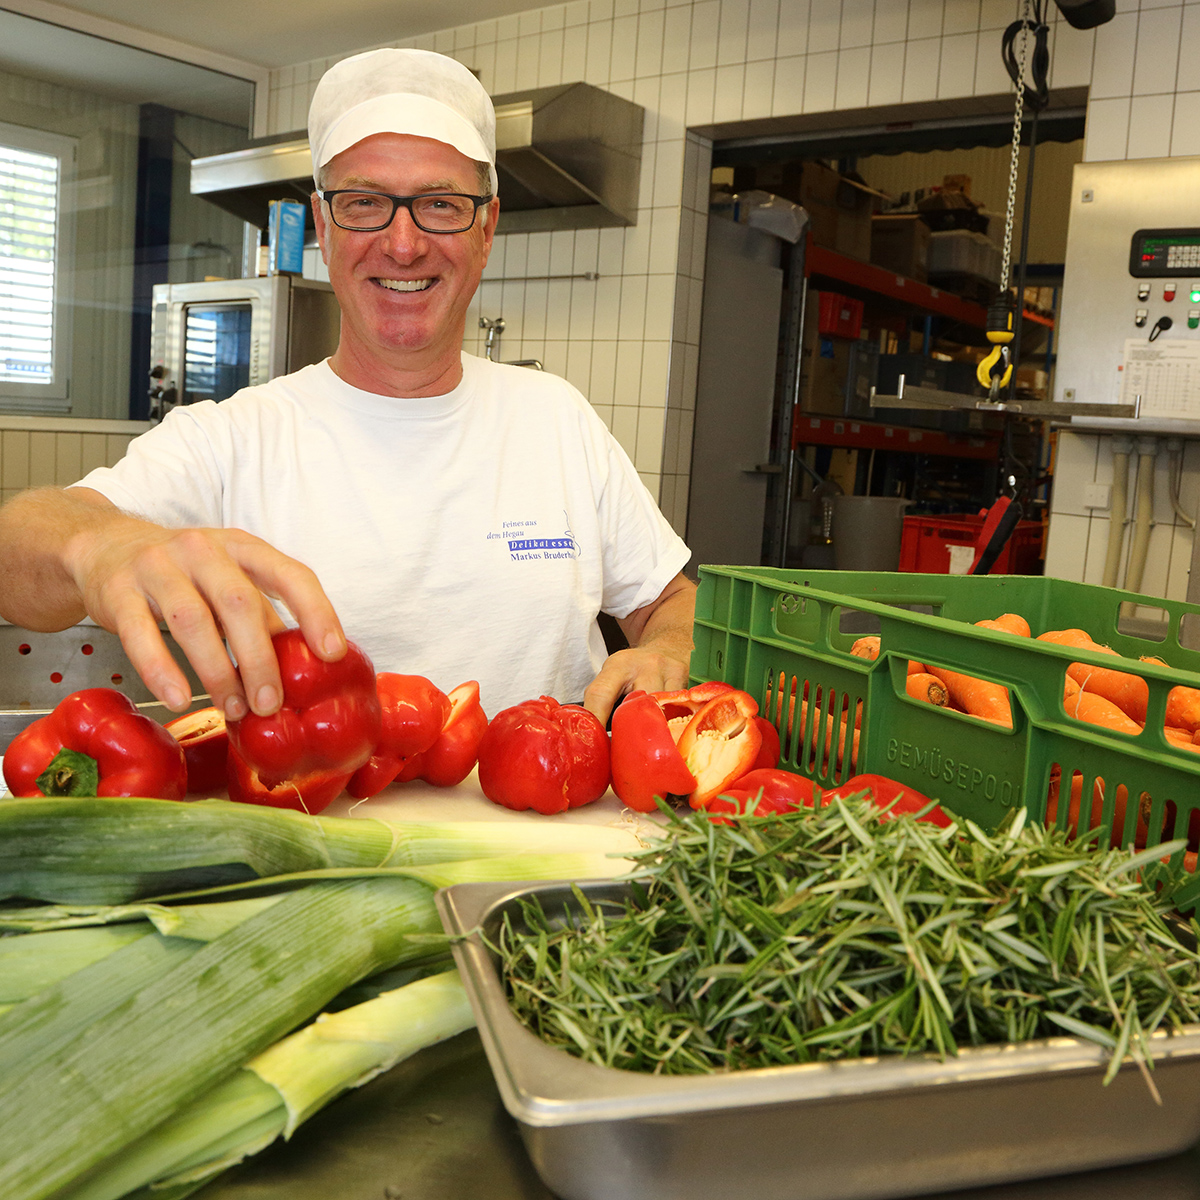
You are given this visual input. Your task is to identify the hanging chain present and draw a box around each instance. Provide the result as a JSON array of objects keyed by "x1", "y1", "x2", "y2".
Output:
[{"x1": 999, "y1": 0, "x2": 1034, "y2": 294}]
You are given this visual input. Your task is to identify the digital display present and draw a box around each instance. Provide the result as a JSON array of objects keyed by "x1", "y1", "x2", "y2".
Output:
[{"x1": 1129, "y1": 228, "x2": 1200, "y2": 277}]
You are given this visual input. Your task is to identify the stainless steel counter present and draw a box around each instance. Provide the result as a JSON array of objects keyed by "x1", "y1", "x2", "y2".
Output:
[{"x1": 195, "y1": 1031, "x2": 1200, "y2": 1200}]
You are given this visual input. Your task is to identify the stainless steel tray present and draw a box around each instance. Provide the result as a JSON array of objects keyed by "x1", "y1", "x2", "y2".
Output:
[{"x1": 436, "y1": 880, "x2": 1200, "y2": 1200}]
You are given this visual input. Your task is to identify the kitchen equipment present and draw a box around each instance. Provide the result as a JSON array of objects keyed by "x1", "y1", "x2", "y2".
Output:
[
  {"x1": 190, "y1": 82, "x2": 644, "y2": 235},
  {"x1": 0, "y1": 624, "x2": 205, "y2": 751},
  {"x1": 148, "y1": 275, "x2": 339, "y2": 421},
  {"x1": 831, "y1": 494, "x2": 908, "y2": 570},
  {"x1": 437, "y1": 878, "x2": 1200, "y2": 1200}
]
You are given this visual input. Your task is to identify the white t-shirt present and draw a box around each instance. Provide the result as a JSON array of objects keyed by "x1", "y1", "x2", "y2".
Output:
[{"x1": 75, "y1": 354, "x2": 690, "y2": 715}]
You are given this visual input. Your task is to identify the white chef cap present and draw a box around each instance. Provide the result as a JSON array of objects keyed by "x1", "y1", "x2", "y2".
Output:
[{"x1": 309, "y1": 48, "x2": 497, "y2": 195}]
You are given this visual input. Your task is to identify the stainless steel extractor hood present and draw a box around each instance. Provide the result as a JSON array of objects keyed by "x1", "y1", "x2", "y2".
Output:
[{"x1": 190, "y1": 82, "x2": 644, "y2": 235}]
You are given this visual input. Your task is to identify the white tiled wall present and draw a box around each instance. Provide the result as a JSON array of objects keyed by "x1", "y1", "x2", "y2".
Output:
[
  {"x1": 1047, "y1": 431, "x2": 1200, "y2": 605},
  {"x1": 266, "y1": 0, "x2": 1200, "y2": 554}
]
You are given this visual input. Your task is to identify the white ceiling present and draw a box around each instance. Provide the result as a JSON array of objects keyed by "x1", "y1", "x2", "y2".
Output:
[{"x1": 32, "y1": 0, "x2": 535, "y2": 69}]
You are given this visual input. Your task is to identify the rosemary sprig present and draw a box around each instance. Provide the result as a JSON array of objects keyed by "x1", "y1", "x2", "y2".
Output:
[{"x1": 497, "y1": 799, "x2": 1200, "y2": 1091}]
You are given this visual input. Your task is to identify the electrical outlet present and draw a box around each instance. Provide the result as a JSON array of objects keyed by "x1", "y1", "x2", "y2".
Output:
[{"x1": 1084, "y1": 483, "x2": 1112, "y2": 510}]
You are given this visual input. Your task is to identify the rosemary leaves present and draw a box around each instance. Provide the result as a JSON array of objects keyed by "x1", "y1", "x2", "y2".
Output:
[{"x1": 498, "y1": 799, "x2": 1200, "y2": 1087}]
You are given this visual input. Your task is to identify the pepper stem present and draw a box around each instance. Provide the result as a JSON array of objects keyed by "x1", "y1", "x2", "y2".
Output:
[{"x1": 36, "y1": 748, "x2": 100, "y2": 797}]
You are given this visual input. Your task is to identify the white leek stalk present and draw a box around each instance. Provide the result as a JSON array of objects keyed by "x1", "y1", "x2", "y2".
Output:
[{"x1": 60, "y1": 971, "x2": 473, "y2": 1200}]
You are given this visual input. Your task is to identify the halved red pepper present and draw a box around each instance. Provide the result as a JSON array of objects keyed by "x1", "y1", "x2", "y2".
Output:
[
  {"x1": 347, "y1": 674, "x2": 451, "y2": 800},
  {"x1": 652, "y1": 681, "x2": 736, "y2": 741},
  {"x1": 3, "y1": 687, "x2": 187, "y2": 801},
  {"x1": 610, "y1": 690, "x2": 697, "y2": 812},
  {"x1": 677, "y1": 689, "x2": 762, "y2": 808},
  {"x1": 752, "y1": 717, "x2": 781, "y2": 770},
  {"x1": 164, "y1": 706, "x2": 229, "y2": 794},
  {"x1": 225, "y1": 629, "x2": 381, "y2": 813},
  {"x1": 477, "y1": 696, "x2": 610, "y2": 814}
]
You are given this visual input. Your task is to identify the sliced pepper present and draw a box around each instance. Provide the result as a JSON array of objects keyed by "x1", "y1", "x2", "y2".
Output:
[
  {"x1": 477, "y1": 696, "x2": 610, "y2": 815},
  {"x1": 610, "y1": 690, "x2": 698, "y2": 813},
  {"x1": 652, "y1": 681, "x2": 736, "y2": 741},
  {"x1": 346, "y1": 674, "x2": 451, "y2": 800},
  {"x1": 225, "y1": 629, "x2": 381, "y2": 814},
  {"x1": 3, "y1": 687, "x2": 187, "y2": 801},
  {"x1": 164, "y1": 706, "x2": 229, "y2": 794},
  {"x1": 677, "y1": 689, "x2": 762, "y2": 809}
]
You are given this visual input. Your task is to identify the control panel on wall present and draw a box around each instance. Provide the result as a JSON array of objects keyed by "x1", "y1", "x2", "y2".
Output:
[
  {"x1": 1056, "y1": 161, "x2": 1200, "y2": 421},
  {"x1": 1119, "y1": 229, "x2": 1200, "y2": 419}
]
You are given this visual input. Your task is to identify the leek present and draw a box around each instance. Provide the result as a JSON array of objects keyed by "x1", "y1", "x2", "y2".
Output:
[
  {"x1": 0, "y1": 876, "x2": 441, "y2": 1200},
  {"x1": 0, "y1": 796, "x2": 643, "y2": 904},
  {"x1": 60, "y1": 971, "x2": 474, "y2": 1200},
  {"x1": 0, "y1": 849, "x2": 628, "y2": 1200},
  {"x1": 0, "y1": 924, "x2": 152, "y2": 1003}
]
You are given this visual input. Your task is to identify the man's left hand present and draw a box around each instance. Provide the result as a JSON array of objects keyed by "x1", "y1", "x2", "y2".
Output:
[{"x1": 582, "y1": 573, "x2": 695, "y2": 725}]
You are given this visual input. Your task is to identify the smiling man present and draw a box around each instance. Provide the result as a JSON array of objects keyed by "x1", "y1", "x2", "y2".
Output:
[{"x1": 0, "y1": 49, "x2": 694, "y2": 726}]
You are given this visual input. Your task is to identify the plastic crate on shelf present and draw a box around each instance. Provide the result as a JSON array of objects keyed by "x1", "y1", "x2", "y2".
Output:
[
  {"x1": 690, "y1": 566, "x2": 1200, "y2": 908},
  {"x1": 899, "y1": 514, "x2": 1044, "y2": 575}
]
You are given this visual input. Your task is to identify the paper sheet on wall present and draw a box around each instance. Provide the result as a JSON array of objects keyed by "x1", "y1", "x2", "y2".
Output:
[{"x1": 1120, "y1": 338, "x2": 1200, "y2": 418}]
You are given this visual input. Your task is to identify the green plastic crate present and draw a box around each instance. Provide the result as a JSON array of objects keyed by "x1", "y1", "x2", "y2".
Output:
[{"x1": 691, "y1": 567, "x2": 1200, "y2": 910}]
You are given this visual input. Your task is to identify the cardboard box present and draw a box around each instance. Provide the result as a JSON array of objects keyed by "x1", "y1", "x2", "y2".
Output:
[{"x1": 870, "y1": 214, "x2": 930, "y2": 282}]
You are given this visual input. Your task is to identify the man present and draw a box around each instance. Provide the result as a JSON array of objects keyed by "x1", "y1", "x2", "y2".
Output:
[{"x1": 0, "y1": 48, "x2": 694, "y2": 726}]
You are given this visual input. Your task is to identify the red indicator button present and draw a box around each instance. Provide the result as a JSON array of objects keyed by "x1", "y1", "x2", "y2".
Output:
[{"x1": 1165, "y1": 284, "x2": 1177, "y2": 301}]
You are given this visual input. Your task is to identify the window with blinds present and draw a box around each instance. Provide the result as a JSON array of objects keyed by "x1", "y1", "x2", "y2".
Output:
[{"x1": 0, "y1": 143, "x2": 59, "y2": 387}]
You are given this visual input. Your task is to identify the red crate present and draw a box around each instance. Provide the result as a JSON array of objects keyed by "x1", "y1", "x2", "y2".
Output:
[
  {"x1": 817, "y1": 291, "x2": 863, "y2": 339},
  {"x1": 899, "y1": 514, "x2": 1044, "y2": 575}
]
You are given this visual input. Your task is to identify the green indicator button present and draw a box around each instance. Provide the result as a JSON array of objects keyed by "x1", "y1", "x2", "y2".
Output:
[
  {"x1": 1190, "y1": 310, "x2": 1200, "y2": 330},
  {"x1": 1191, "y1": 288, "x2": 1200, "y2": 304}
]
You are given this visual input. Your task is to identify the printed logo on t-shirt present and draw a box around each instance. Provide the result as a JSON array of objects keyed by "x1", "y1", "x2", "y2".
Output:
[{"x1": 485, "y1": 513, "x2": 580, "y2": 561}]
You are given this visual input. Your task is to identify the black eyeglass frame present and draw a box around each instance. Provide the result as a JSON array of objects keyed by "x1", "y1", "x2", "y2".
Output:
[{"x1": 317, "y1": 189, "x2": 494, "y2": 234}]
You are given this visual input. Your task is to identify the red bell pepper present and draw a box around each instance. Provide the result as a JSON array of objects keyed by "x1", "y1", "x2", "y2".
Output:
[
  {"x1": 477, "y1": 696, "x2": 610, "y2": 814},
  {"x1": 346, "y1": 674, "x2": 451, "y2": 800},
  {"x1": 610, "y1": 690, "x2": 698, "y2": 812},
  {"x1": 225, "y1": 629, "x2": 381, "y2": 813},
  {"x1": 407, "y1": 681, "x2": 488, "y2": 787},
  {"x1": 164, "y1": 706, "x2": 229, "y2": 794},
  {"x1": 3, "y1": 687, "x2": 187, "y2": 801},
  {"x1": 752, "y1": 717, "x2": 781, "y2": 770},
  {"x1": 677, "y1": 689, "x2": 762, "y2": 808},
  {"x1": 825, "y1": 773, "x2": 954, "y2": 827},
  {"x1": 706, "y1": 767, "x2": 815, "y2": 818},
  {"x1": 652, "y1": 681, "x2": 736, "y2": 740}
]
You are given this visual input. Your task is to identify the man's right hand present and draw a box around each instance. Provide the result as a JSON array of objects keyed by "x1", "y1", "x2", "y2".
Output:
[{"x1": 0, "y1": 487, "x2": 346, "y2": 720}]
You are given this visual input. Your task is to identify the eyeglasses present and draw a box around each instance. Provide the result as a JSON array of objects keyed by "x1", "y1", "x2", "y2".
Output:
[{"x1": 318, "y1": 189, "x2": 493, "y2": 234}]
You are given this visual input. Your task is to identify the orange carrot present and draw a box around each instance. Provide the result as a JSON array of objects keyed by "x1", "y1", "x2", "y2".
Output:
[
  {"x1": 850, "y1": 636, "x2": 880, "y2": 660},
  {"x1": 1062, "y1": 683, "x2": 1142, "y2": 734},
  {"x1": 906, "y1": 672, "x2": 949, "y2": 707},
  {"x1": 925, "y1": 665, "x2": 1012, "y2": 728},
  {"x1": 1165, "y1": 726, "x2": 1200, "y2": 753},
  {"x1": 1038, "y1": 628, "x2": 1148, "y2": 723},
  {"x1": 1142, "y1": 655, "x2": 1200, "y2": 733},
  {"x1": 907, "y1": 660, "x2": 927, "y2": 676},
  {"x1": 977, "y1": 613, "x2": 1031, "y2": 637}
]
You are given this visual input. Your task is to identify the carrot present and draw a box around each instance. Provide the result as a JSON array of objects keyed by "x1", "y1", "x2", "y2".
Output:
[
  {"x1": 977, "y1": 613, "x2": 1031, "y2": 637},
  {"x1": 1062, "y1": 681, "x2": 1142, "y2": 735},
  {"x1": 1141, "y1": 655, "x2": 1200, "y2": 733},
  {"x1": 1044, "y1": 769, "x2": 1149, "y2": 850},
  {"x1": 850, "y1": 636, "x2": 879, "y2": 661},
  {"x1": 1165, "y1": 726, "x2": 1200, "y2": 753},
  {"x1": 925, "y1": 665, "x2": 1012, "y2": 728},
  {"x1": 906, "y1": 672, "x2": 948, "y2": 707},
  {"x1": 1038, "y1": 628, "x2": 1148, "y2": 723},
  {"x1": 906, "y1": 660, "x2": 927, "y2": 676}
]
